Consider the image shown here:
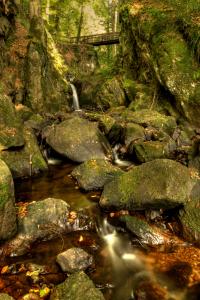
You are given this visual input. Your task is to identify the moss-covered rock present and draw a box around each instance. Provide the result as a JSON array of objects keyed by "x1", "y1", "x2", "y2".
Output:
[
  {"x1": 120, "y1": 3, "x2": 200, "y2": 126},
  {"x1": 179, "y1": 182, "x2": 200, "y2": 244},
  {"x1": 125, "y1": 123, "x2": 145, "y2": 147},
  {"x1": 46, "y1": 116, "x2": 112, "y2": 163},
  {"x1": 95, "y1": 76, "x2": 127, "y2": 110},
  {"x1": 100, "y1": 159, "x2": 195, "y2": 210},
  {"x1": 98, "y1": 115, "x2": 116, "y2": 135},
  {"x1": 0, "y1": 127, "x2": 48, "y2": 178},
  {"x1": 0, "y1": 95, "x2": 24, "y2": 150},
  {"x1": 120, "y1": 215, "x2": 166, "y2": 246},
  {"x1": 132, "y1": 140, "x2": 176, "y2": 163},
  {"x1": 121, "y1": 109, "x2": 176, "y2": 135},
  {"x1": 50, "y1": 271, "x2": 105, "y2": 300},
  {"x1": 71, "y1": 159, "x2": 124, "y2": 191},
  {"x1": 0, "y1": 159, "x2": 16, "y2": 240},
  {"x1": 0, "y1": 294, "x2": 15, "y2": 300}
]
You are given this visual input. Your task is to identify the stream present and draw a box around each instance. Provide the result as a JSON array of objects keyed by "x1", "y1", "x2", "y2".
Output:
[{"x1": 0, "y1": 163, "x2": 200, "y2": 300}]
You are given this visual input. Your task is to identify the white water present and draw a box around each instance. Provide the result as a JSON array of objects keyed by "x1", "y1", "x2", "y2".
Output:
[
  {"x1": 98, "y1": 218, "x2": 146, "y2": 300},
  {"x1": 113, "y1": 144, "x2": 132, "y2": 168},
  {"x1": 70, "y1": 83, "x2": 81, "y2": 111}
]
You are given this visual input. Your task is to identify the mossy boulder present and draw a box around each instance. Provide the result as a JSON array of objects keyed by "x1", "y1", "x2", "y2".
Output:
[
  {"x1": 50, "y1": 271, "x2": 105, "y2": 300},
  {"x1": 95, "y1": 77, "x2": 127, "y2": 110},
  {"x1": 120, "y1": 215, "x2": 165, "y2": 247},
  {"x1": 71, "y1": 159, "x2": 124, "y2": 191},
  {"x1": 179, "y1": 182, "x2": 200, "y2": 244},
  {"x1": 0, "y1": 127, "x2": 48, "y2": 178},
  {"x1": 5, "y1": 198, "x2": 70, "y2": 256},
  {"x1": 0, "y1": 295, "x2": 14, "y2": 300},
  {"x1": 132, "y1": 140, "x2": 176, "y2": 163},
  {"x1": 0, "y1": 159, "x2": 16, "y2": 240},
  {"x1": 100, "y1": 159, "x2": 195, "y2": 211},
  {"x1": 98, "y1": 115, "x2": 116, "y2": 135},
  {"x1": 0, "y1": 95, "x2": 24, "y2": 150},
  {"x1": 46, "y1": 116, "x2": 111, "y2": 163},
  {"x1": 125, "y1": 123, "x2": 145, "y2": 147},
  {"x1": 121, "y1": 109, "x2": 176, "y2": 135}
]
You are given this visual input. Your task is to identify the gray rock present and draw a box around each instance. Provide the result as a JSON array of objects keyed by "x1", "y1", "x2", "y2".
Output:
[
  {"x1": 71, "y1": 159, "x2": 123, "y2": 191},
  {"x1": 57, "y1": 247, "x2": 93, "y2": 273},
  {"x1": 50, "y1": 271, "x2": 105, "y2": 300},
  {"x1": 0, "y1": 159, "x2": 16, "y2": 241},
  {"x1": 100, "y1": 159, "x2": 195, "y2": 210},
  {"x1": 120, "y1": 215, "x2": 165, "y2": 246},
  {"x1": 0, "y1": 127, "x2": 47, "y2": 178},
  {"x1": 46, "y1": 117, "x2": 111, "y2": 163}
]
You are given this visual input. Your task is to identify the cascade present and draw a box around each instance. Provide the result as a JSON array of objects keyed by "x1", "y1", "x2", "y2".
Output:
[
  {"x1": 113, "y1": 144, "x2": 132, "y2": 167},
  {"x1": 70, "y1": 83, "x2": 81, "y2": 111}
]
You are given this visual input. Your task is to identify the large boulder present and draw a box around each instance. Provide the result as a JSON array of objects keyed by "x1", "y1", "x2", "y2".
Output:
[
  {"x1": 0, "y1": 159, "x2": 16, "y2": 240},
  {"x1": 50, "y1": 271, "x2": 105, "y2": 300},
  {"x1": 0, "y1": 95, "x2": 24, "y2": 150},
  {"x1": 121, "y1": 109, "x2": 176, "y2": 136},
  {"x1": 3, "y1": 198, "x2": 93, "y2": 256},
  {"x1": 100, "y1": 159, "x2": 195, "y2": 210},
  {"x1": 132, "y1": 140, "x2": 176, "y2": 163},
  {"x1": 71, "y1": 159, "x2": 123, "y2": 191},
  {"x1": 46, "y1": 117, "x2": 111, "y2": 163},
  {"x1": 0, "y1": 127, "x2": 48, "y2": 178}
]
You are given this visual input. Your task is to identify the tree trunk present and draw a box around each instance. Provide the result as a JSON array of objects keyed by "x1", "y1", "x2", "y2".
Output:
[
  {"x1": 29, "y1": 0, "x2": 41, "y2": 19},
  {"x1": 76, "y1": 4, "x2": 84, "y2": 43},
  {"x1": 45, "y1": 0, "x2": 50, "y2": 23}
]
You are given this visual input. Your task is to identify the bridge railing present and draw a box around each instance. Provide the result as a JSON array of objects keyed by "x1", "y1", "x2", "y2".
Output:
[{"x1": 67, "y1": 32, "x2": 120, "y2": 45}]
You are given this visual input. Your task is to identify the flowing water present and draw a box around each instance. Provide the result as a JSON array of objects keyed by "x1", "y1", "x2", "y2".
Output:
[
  {"x1": 70, "y1": 83, "x2": 81, "y2": 111},
  {"x1": 0, "y1": 163, "x2": 200, "y2": 300}
]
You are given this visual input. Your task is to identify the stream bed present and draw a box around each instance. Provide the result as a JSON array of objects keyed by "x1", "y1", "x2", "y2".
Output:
[{"x1": 0, "y1": 163, "x2": 200, "y2": 300}]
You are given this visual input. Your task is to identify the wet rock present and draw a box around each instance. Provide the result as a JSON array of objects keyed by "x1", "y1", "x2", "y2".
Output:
[
  {"x1": 121, "y1": 109, "x2": 176, "y2": 136},
  {"x1": 125, "y1": 123, "x2": 145, "y2": 147},
  {"x1": 132, "y1": 140, "x2": 176, "y2": 163},
  {"x1": 71, "y1": 159, "x2": 123, "y2": 191},
  {"x1": 0, "y1": 159, "x2": 16, "y2": 240},
  {"x1": 0, "y1": 294, "x2": 15, "y2": 300},
  {"x1": 4, "y1": 199, "x2": 93, "y2": 257},
  {"x1": 46, "y1": 116, "x2": 111, "y2": 163},
  {"x1": 0, "y1": 127, "x2": 47, "y2": 178},
  {"x1": 3, "y1": 198, "x2": 69, "y2": 256},
  {"x1": 57, "y1": 247, "x2": 93, "y2": 273},
  {"x1": 107, "y1": 122, "x2": 125, "y2": 146},
  {"x1": 50, "y1": 271, "x2": 105, "y2": 300},
  {"x1": 0, "y1": 94, "x2": 24, "y2": 150},
  {"x1": 100, "y1": 159, "x2": 195, "y2": 211},
  {"x1": 120, "y1": 215, "x2": 165, "y2": 247},
  {"x1": 179, "y1": 182, "x2": 200, "y2": 244}
]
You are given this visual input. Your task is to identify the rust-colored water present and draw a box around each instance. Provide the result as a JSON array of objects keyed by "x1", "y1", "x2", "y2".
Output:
[{"x1": 0, "y1": 163, "x2": 200, "y2": 300}]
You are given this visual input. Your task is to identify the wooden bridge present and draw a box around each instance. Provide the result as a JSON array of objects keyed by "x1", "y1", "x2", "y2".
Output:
[{"x1": 67, "y1": 32, "x2": 120, "y2": 46}]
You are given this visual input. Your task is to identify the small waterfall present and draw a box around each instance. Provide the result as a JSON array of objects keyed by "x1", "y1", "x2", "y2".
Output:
[
  {"x1": 113, "y1": 144, "x2": 132, "y2": 168},
  {"x1": 70, "y1": 83, "x2": 81, "y2": 111}
]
